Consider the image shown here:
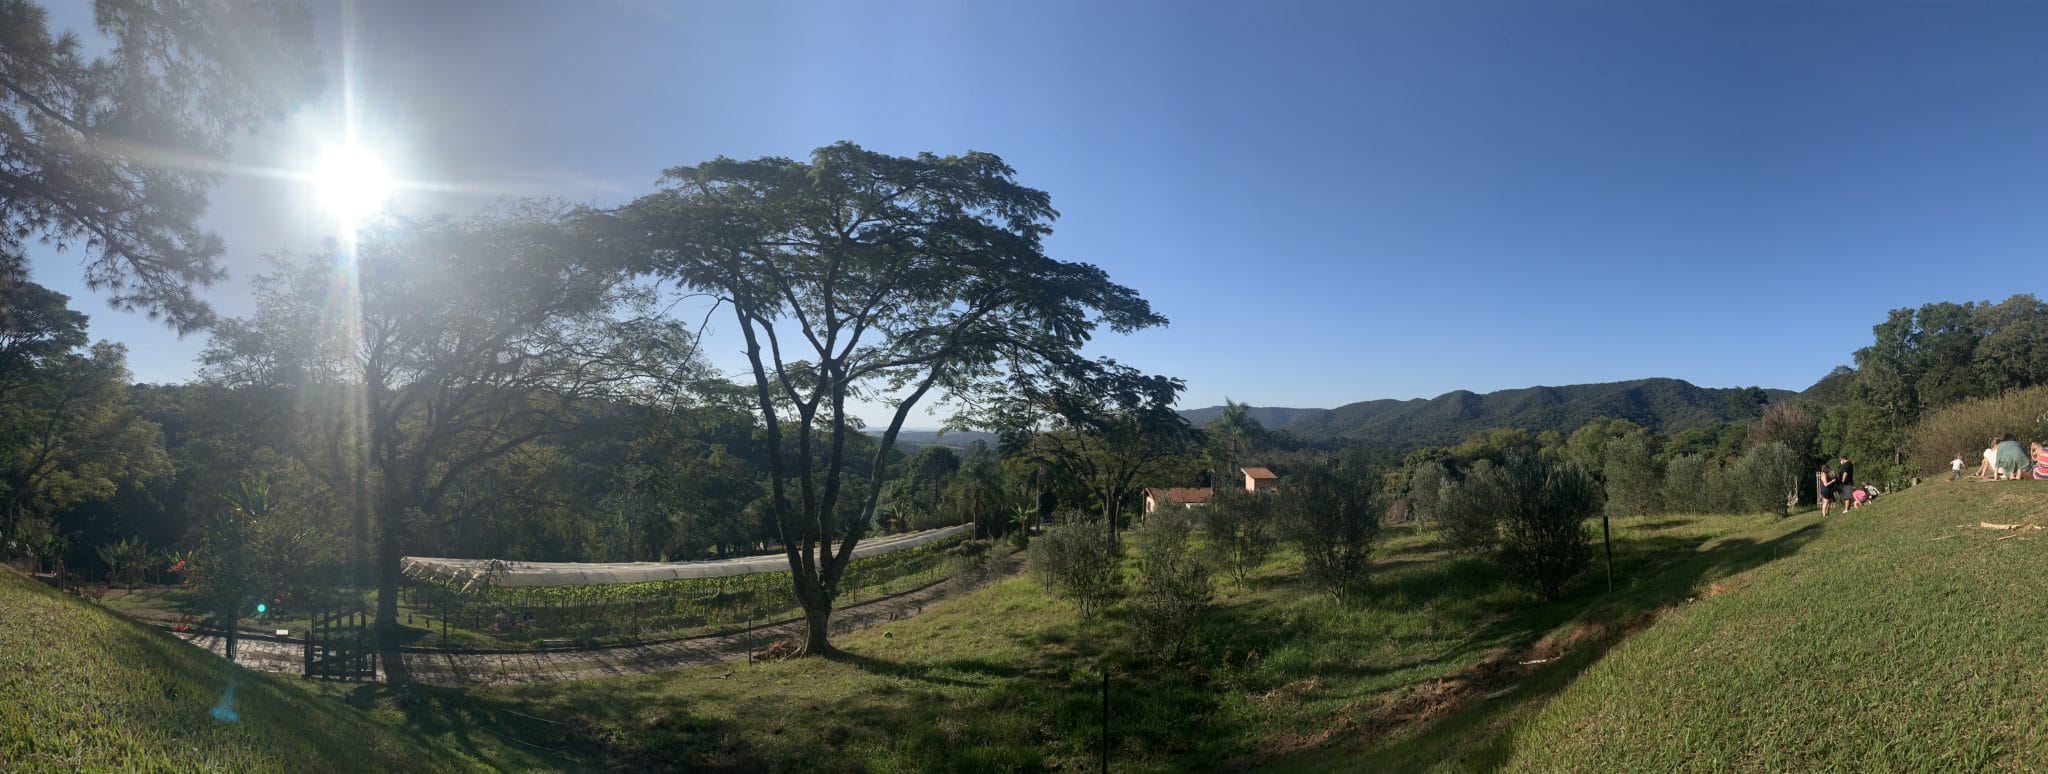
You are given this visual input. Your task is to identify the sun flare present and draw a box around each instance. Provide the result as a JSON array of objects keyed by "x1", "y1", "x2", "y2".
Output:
[{"x1": 310, "y1": 143, "x2": 394, "y2": 226}]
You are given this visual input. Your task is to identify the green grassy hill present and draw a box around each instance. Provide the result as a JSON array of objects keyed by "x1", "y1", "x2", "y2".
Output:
[
  {"x1": 0, "y1": 569, "x2": 531, "y2": 772},
  {"x1": 1503, "y1": 481, "x2": 2048, "y2": 771}
]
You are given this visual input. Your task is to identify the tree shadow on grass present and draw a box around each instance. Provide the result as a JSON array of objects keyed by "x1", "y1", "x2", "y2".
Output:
[
  {"x1": 1265, "y1": 520, "x2": 1827, "y2": 771},
  {"x1": 824, "y1": 649, "x2": 1020, "y2": 688}
]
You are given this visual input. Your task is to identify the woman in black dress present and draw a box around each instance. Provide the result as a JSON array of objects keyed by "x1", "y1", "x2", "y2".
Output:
[{"x1": 1817, "y1": 465, "x2": 1838, "y2": 517}]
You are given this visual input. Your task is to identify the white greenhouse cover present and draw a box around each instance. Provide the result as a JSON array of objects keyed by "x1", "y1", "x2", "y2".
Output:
[{"x1": 401, "y1": 523, "x2": 973, "y2": 591}]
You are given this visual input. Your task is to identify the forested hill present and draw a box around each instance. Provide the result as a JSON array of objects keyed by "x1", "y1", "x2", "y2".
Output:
[
  {"x1": 1181, "y1": 378, "x2": 1798, "y2": 448},
  {"x1": 1173, "y1": 406, "x2": 1326, "y2": 429}
]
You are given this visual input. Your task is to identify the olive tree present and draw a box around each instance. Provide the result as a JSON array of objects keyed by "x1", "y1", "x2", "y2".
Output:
[
  {"x1": 1483, "y1": 457, "x2": 1603, "y2": 600},
  {"x1": 612, "y1": 143, "x2": 1166, "y2": 655}
]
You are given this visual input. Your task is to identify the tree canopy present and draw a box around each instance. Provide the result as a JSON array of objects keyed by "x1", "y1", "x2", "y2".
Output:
[
  {"x1": 610, "y1": 141, "x2": 1168, "y2": 654},
  {"x1": 2, "y1": 0, "x2": 320, "y2": 331}
]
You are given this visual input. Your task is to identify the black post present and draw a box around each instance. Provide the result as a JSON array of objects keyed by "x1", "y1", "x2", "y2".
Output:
[
  {"x1": 1601, "y1": 512, "x2": 1614, "y2": 593},
  {"x1": 1100, "y1": 666, "x2": 1110, "y2": 773}
]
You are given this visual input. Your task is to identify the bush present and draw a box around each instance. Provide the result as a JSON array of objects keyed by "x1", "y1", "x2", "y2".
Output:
[
  {"x1": 1601, "y1": 434, "x2": 1662, "y2": 517},
  {"x1": 1407, "y1": 461, "x2": 1447, "y2": 520},
  {"x1": 1733, "y1": 441, "x2": 1804, "y2": 515},
  {"x1": 1482, "y1": 456, "x2": 1603, "y2": 600},
  {"x1": 946, "y1": 539, "x2": 994, "y2": 595},
  {"x1": 1435, "y1": 460, "x2": 1501, "y2": 553},
  {"x1": 1029, "y1": 518, "x2": 1122, "y2": 617},
  {"x1": 1203, "y1": 488, "x2": 1276, "y2": 586},
  {"x1": 1661, "y1": 454, "x2": 1708, "y2": 514},
  {"x1": 1909, "y1": 385, "x2": 2048, "y2": 475},
  {"x1": 1127, "y1": 510, "x2": 1211, "y2": 658},
  {"x1": 1278, "y1": 462, "x2": 1381, "y2": 600}
]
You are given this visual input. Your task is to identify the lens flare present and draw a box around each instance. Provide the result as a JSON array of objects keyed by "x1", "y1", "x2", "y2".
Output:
[{"x1": 311, "y1": 143, "x2": 394, "y2": 226}]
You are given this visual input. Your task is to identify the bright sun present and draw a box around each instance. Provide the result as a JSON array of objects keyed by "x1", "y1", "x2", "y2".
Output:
[{"x1": 310, "y1": 143, "x2": 395, "y2": 226}]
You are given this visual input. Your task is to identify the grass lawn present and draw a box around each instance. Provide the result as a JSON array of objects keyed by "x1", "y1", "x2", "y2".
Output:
[
  {"x1": 28, "y1": 481, "x2": 2019, "y2": 771},
  {"x1": 0, "y1": 568, "x2": 539, "y2": 773},
  {"x1": 389, "y1": 509, "x2": 1789, "y2": 771},
  {"x1": 1500, "y1": 480, "x2": 2048, "y2": 771}
]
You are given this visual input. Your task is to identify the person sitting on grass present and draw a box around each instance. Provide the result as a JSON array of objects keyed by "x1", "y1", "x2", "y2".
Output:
[
  {"x1": 1996, "y1": 435, "x2": 2029, "y2": 481},
  {"x1": 2033, "y1": 441, "x2": 2048, "y2": 481},
  {"x1": 1979, "y1": 442, "x2": 2000, "y2": 481}
]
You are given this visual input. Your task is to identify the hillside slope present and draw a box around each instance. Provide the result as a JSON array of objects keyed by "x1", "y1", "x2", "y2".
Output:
[
  {"x1": 1183, "y1": 378, "x2": 1795, "y2": 447},
  {"x1": 0, "y1": 570, "x2": 521, "y2": 772},
  {"x1": 1505, "y1": 481, "x2": 2048, "y2": 771}
]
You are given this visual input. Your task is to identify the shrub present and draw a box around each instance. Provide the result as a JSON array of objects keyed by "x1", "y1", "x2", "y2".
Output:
[
  {"x1": 1407, "y1": 461, "x2": 1447, "y2": 520},
  {"x1": 1733, "y1": 441, "x2": 1804, "y2": 515},
  {"x1": 1483, "y1": 456, "x2": 1603, "y2": 600},
  {"x1": 1203, "y1": 488, "x2": 1276, "y2": 586},
  {"x1": 95, "y1": 537, "x2": 149, "y2": 589},
  {"x1": 1909, "y1": 385, "x2": 2048, "y2": 475},
  {"x1": 1601, "y1": 433, "x2": 1663, "y2": 517},
  {"x1": 946, "y1": 539, "x2": 994, "y2": 595},
  {"x1": 1435, "y1": 460, "x2": 1501, "y2": 553},
  {"x1": 1278, "y1": 462, "x2": 1381, "y2": 600},
  {"x1": 1661, "y1": 454, "x2": 1708, "y2": 514},
  {"x1": 1030, "y1": 518, "x2": 1122, "y2": 617},
  {"x1": 1127, "y1": 510, "x2": 1211, "y2": 658}
]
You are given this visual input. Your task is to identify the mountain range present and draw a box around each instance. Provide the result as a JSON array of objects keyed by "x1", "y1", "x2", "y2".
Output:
[{"x1": 1180, "y1": 378, "x2": 1800, "y2": 448}]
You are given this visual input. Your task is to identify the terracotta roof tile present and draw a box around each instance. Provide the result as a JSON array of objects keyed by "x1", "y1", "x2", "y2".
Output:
[
  {"x1": 1241, "y1": 467, "x2": 1278, "y2": 480},
  {"x1": 1146, "y1": 487, "x2": 1215, "y2": 504}
]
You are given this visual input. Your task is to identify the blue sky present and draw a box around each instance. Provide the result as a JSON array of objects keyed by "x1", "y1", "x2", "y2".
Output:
[{"x1": 25, "y1": 0, "x2": 2048, "y2": 422}]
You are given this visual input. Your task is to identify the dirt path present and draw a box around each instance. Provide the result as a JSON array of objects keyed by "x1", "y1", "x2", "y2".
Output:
[{"x1": 174, "y1": 549, "x2": 1024, "y2": 685}]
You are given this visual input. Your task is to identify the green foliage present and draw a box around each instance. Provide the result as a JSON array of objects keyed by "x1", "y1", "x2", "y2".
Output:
[
  {"x1": 93, "y1": 536, "x2": 148, "y2": 589},
  {"x1": 945, "y1": 539, "x2": 995, "y2": 595},
  {"x1": 1203, "y1": 488, "x2": 1277, "y2": 586},
  {"x1": 1907, "y1": 385, "x2": 2048, "y2": 475},
  {"x1": 1276, "y1": 378, "x2": 1792, "y2": 448},
  {"x1": 1405, "y1": 460, "x2": 1447, "y2": 520},
  {"x1": 1732, "y1": 442, "x2": 1804, "y2": 515},
  {"x1": 1127, "y1": 509, "x2": 1211, "y2": 658},
  {"x1": 615, "y1": 142, "x2": 1168, "y2": 652},
  {"x1": 1278, "y1": 462, "x2": 1382, "y2": 600},
  {"x1": 0, "y1": 306, "x2": 169, "y2": 553},
  {"x1": 1660, "y1": 454, "x2": 1712, "y2": 514},
  {"x1": 1435, "y1": 460, "x2": 1501, "y2": 553},
  {"x1": 1482, "y1": 457, "x2": 1602, "y2": 600},
  {"x1": 1600, "y1": 432, "x2": 1662, "y2": 517},
  {"x1": 1030, "y1": 517, "x2": 1123, "y2": 617},
  {"x1": 0, "y1": 0, "x2": 319, "y2": 331}
]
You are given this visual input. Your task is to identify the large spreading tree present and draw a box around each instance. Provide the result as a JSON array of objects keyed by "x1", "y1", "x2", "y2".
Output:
[
  {"x1": 611, "y1": 142, "x2": 1166, "y2": 655},
  {"x1": 3, "y1": 0, "x2": 319, "y2": 331},
  {"x1": 203, "y1": 208, "x2": 677, "y2": 652}
]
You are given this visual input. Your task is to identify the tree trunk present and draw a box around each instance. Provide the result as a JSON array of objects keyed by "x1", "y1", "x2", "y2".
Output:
[
  {"x1": 375, "y1": 506, "x2": 401, "y2": 639},
  {"x1": 802, "y1": 599, "x2": 834, "y2": 655},
  {"x1": 353, "y1": 464, "x2": 371, "y2": 589}
]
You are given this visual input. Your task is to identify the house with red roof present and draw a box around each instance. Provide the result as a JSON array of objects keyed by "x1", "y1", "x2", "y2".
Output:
[{"x1": 1142, "y1": 467, "x2": 1279, "y2": 515}]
